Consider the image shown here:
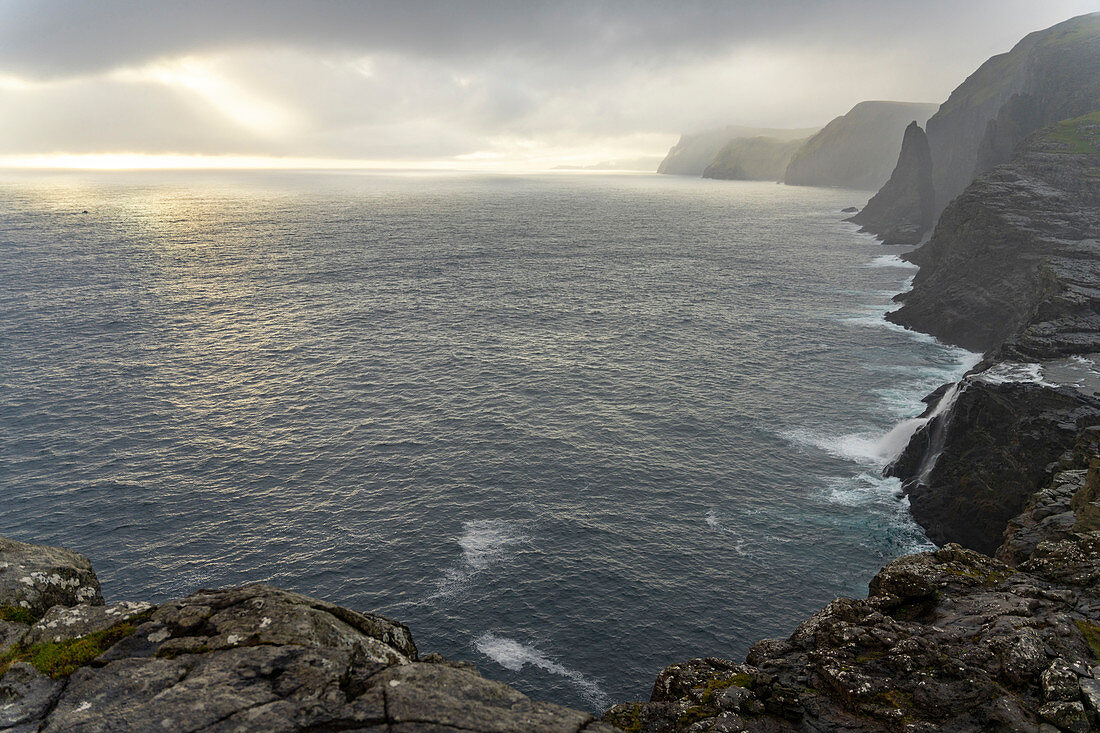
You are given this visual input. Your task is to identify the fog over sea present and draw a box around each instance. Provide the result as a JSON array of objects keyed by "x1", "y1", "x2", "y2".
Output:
[{"x1": 0, "y1": 171, "x2": 977, "y2": 710}]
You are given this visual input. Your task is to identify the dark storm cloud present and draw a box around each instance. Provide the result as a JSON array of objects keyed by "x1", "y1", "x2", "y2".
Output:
[
  {"x1": 0, "y1": 0, "x2": 1091, "y2": 79},
  {"x1": 0, "y1": 0, "x2": 1097, "y2": 164}
]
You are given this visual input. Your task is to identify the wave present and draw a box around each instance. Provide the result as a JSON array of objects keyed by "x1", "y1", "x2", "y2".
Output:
[
  {"x1": 837, "y1": 310, "x2": 936, "y2": 343},
  {"x1": 427, "y1": 519, "x2": 526, "y2": 600},
  {"x1": 863, "y1": 254, "x2": 918, "y2": 270},
  {"x1": 474, "y1": 633, "x2": 609, "y2": 709}
]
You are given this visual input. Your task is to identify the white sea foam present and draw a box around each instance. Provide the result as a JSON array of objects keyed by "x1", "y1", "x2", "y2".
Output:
[
  {"x1": 864, "y1": 255, "x2": 919, "y2": 270},
  {"x1": 705, "y1": 509, "x2": 751, "y2": 555},
  {"x1": 783, "y1": 382, "x2": 963, "y2": 469},
  {"x1": 475, "y1": 633, "x2": 609, "y2": 709},
  {"x1": 838, "y1": 312, "x2": 936, "y2": 343},
  {"x1": 825, "y1": 472, "x2": 904, "y2": 507},
  {"x1": 973, "y1": 361, "x2": 1053, "y2": 386},
  {"x1": 429, "y1": 519, "x2": 526, "y2": 599},
  {"x1": 782, "y1": 428, "x2": 884, "y2": 466}
]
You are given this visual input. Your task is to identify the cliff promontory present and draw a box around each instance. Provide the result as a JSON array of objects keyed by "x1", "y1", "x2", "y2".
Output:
[
  {"x1": 657, "y1": 126, "x2": 819, "y2": 177},
  {"x1": 701, "y1": 137, "x2": 807, "y2": 181},
  {"x1": 854, "y1": 12, "x2": 1100, "y2": 243},
  {"x1": 845, "y1": 122, "x2": 935, "y2": 245}
]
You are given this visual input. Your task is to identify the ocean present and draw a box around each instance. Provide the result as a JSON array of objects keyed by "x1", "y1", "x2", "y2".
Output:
[{"x1": 0, "y1": 170, "x2": 976, "y2": 711}]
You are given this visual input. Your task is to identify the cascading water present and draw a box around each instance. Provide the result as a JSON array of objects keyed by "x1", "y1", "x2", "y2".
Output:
[{"x1": 880, "y1": 381, "x2": 966, "y2": 481}]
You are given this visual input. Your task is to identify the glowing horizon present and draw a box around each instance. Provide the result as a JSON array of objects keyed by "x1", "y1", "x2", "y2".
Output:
[{"x1": 0, "y1": 150, "x2": 660, "y2": 172}]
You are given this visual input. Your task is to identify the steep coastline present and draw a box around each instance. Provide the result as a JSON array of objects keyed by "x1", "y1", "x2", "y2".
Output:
[
  {"x1": 598, "y1": 113, "x2": 1100, "y2": 732},
  {"x1": 853, "y1": 12, "x2": 1100, "y2": 244},
  {"x1": 5, "y1": 116, "x2": 1100, "y2": 731},
  {"x1": 783, "y1": 101, "x2": 938, "y2": 191}
]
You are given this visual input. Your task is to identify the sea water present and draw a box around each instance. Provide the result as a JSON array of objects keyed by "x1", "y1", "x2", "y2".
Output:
[{"x1": 0, "y1": 170, "x2": 976, "y2": 710}]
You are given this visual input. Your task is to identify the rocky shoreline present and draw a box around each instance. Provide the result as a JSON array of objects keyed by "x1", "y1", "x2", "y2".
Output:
[
  {"x1": 594, "y1": 112, "x2": 1100, "y2": 733},
  {"x1": 4, "y1": 117, "x2": 1100, "y2": 731},
  {"x1": 4, "y1": 18, "x2": 1100, "y2": 729}
]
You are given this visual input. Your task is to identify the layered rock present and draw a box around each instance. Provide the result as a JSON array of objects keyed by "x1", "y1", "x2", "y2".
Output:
[
  {"x1": 854, "y1": 12, "x2": 1100, "y2": 242},
  {"x1": 783, "y1": 101, "x2": 938, "y2": 191},
  {"x1": 701, "y1": 137, "x2": 807, "y2": 181},
  {"x1": 885, "y1": 375, "x2": 1100, "y2": 555},
  {"x1": 0, "y1": 538, "x2": 616, "y2": 733},
  {"x1": 846, "y1": 122, "x2": 935, "y2": 245},
  {"x1": 887, "y1": 112, "x2": 1100, "y2": 355}
]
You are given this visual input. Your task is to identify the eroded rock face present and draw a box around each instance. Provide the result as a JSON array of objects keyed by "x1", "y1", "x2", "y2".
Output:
[
  {"x1": 887, "y1": 114, "x2": 1100, "y2": 356},
  {"x1": 604, "y1": 537, "x2": 1100, "y2": 732},
  {"x1": 885, "y1": 377, "x2": 1100, "y2": 554},
  {"x1": 0, "y1": 537, "x2": 102, "y2": 618},
  {"x1": 0, "y1": 542, "x2": 616, "y2": 733}
]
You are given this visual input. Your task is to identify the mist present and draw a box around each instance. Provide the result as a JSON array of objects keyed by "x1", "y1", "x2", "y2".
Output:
[{"x1": 1, "y1": 0, "x2": 1098, "y2": 167}]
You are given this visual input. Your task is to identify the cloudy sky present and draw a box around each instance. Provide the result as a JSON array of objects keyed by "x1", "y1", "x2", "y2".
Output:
[{"x1": 1, "y1": 0, "x2": 1097, "y2": 169}]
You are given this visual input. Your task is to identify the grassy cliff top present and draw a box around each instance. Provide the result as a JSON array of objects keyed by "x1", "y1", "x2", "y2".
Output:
[{"x1": 1044, "y1": 111, "x2": 1100, "y2": 154}]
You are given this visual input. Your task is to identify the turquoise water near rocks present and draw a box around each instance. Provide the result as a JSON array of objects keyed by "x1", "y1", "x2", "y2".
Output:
[{"x1": 0, "y1": 171, "x2": 975, "y2": 710}]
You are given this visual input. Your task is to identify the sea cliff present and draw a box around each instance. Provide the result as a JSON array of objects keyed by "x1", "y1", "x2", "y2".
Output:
[
  {"x1": 853, "y1": 12, "x2": 1100, "y2": 244},
  {"x1": 5, "y1": 115, "x2": 1100, "y2": 730},
  {"x1": 600, "y1": 112, "x2": 1100, "y2": 732}
]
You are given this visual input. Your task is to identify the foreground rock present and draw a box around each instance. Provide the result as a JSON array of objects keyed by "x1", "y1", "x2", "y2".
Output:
[
  {"x1": 0, "y1": 539, "x2": 615, "y2": 733},
  {"x1": 603, "y1": 459, "x2": 1100, "y2": 732}
]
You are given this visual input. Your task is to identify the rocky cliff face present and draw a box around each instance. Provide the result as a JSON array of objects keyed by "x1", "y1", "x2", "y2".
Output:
[
  {"x1": 783, "y1": 102, "x2": 938, "y2": 191},
  {"x1": 657, "y1": 126, "x2": 820, "y2": 177},
  {"x1": 887, "y1": 112, "x2": 1100, "y2": 355},
  {"x1": 0, "y1": 538, "x2": 616, "y2": 733},
  {"x1": 701, "y1": 137, "x2": 807, "y2": 181},
  {"x1": 597, "y1": 111, "x2": 1100, "y2": 732},
  {"x1": 846, "y1": 122, "x2": 935, "y2": 245},
  {"x1": 854, "y1": 12, "x2": 1100, "y2": 243}
]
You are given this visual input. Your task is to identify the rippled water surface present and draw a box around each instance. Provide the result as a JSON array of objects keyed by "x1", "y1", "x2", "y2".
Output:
[{"x1": 0, "y1": 171, "x2": 974, "y2": 710}]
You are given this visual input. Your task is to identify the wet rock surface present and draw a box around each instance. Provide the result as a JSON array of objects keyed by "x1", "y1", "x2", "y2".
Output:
[
  {"x1": 604, "y1": 511, "x2": 1100, "y2": 732},
  {"x1": 0, "y1": 541, "x2": 616, "y2": 733}
]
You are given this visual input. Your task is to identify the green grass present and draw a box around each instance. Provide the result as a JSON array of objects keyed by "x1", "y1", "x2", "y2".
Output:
[
  {"x1": 0, "y1": 615, "x2": 149, "y2": 678},
  {"x1": 1076, "y1": 620, "x2": 1100, "y2": 659},
  {"x1": 0, "y1": 605, "x2": 39, "y2": 625},
  {"x1": 1044, "y1": 111, "x2": 1100, "y2": 155}
]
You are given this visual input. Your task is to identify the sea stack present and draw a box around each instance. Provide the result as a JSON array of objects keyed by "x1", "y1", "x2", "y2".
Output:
[{"x1": 846, "y1": 122, "x2": 935, "y2": 245}]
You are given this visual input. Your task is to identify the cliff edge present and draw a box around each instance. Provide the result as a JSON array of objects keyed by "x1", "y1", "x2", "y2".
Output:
[{"x1": 0, "y1": 536, "x2": 616, "y2": 733}]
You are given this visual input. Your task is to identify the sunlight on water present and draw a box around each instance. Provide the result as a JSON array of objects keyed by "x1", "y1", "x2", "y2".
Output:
[{"x1": 0, "y1": 171, "x2": 964, "y2": 710}]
